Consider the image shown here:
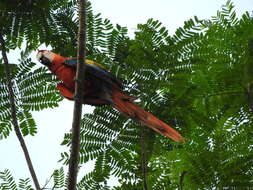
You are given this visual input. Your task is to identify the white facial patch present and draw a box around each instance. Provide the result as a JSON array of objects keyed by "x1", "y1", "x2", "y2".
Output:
[
  {"x1": 36, "y1": 50, "x2": 54, "y2": 62},
  {"x1": 36, "y1": 52, "x2": 43, "y2": 61}
]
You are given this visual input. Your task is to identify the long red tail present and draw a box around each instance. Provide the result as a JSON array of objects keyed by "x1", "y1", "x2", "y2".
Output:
[{"x1": 112, "y1": 90, "x2": 184, "y2": 142}]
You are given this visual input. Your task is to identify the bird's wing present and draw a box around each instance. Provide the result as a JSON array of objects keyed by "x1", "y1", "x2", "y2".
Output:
[{"x1": 64, "y1": 59, "x2": 123, "y2": 89}]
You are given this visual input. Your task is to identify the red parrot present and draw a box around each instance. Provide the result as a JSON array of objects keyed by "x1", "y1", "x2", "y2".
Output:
[{"x1": 36, "y1": 50, "x2": 184, "y2": 142}]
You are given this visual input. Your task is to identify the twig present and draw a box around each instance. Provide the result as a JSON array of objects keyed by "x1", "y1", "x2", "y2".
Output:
[
  {"x1": 41, "y1": 173, "x2": 54, "y2": 190},
  {"x1": 67, "y1": 0, "x2": 87, "y2": 189},
  {"x1": 0, "y1": 33, "x2": 41, "y2": 190}
]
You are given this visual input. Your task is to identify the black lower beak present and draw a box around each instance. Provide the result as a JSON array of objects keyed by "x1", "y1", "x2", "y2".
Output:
[{"x1": 40, "y1": 56, "x2": 52, "y2": 67}]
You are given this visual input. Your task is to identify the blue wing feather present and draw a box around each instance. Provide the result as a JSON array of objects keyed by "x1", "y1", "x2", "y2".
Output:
[
  {"x1": 64, "y1": 59, "x2": 77, "y2": 67},
  {"x1": 64, "y1": 59, "x2": 122, "y2": 89}
]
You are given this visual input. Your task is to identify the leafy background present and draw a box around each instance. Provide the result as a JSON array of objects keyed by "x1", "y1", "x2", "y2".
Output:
[{"x1": 0, "y1": 0, "x2": 253, "y2": 189}]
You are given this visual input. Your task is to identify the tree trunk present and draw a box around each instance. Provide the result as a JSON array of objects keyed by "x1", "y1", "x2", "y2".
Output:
[
  {"x1": 67, "y1": 0, "x2": 87, "y2": 189},
  {"x1": 0, "y1": 33, "x2": 41, "y2": 190}
]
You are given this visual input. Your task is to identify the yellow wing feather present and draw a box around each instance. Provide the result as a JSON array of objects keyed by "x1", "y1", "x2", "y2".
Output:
[
  {"x1": 85, "y1": 59, "x2": 106, "y2": 70},
  {"x1": 65, "y1": 57, "x2": 106, "y2": 69}
]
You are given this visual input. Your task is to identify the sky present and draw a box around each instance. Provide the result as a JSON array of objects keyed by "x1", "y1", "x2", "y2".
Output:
[{"x1": 0, "y1": 0, "x2": 253, "y2": 188}]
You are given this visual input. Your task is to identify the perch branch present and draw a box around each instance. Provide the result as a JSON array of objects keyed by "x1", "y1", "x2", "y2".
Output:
[{"x1": 67, "y1": 0, "x2": 87, "y2": 189}]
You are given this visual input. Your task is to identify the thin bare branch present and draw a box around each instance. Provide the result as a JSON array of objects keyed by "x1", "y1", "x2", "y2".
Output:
[
  {"x1": 0, "y1": 33, "x2": 41, "y2": 190},
  {"x1": 67, "y1": 0, "x2": 87, "y2": 189}
]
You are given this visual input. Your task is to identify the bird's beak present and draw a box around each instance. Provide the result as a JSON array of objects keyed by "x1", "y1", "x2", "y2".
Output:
[
  {"x1": 37, "y1": 51, "x2": 52, "y2": 67},
  {"x1": 39, "y1": 56, "x2": 52, "y2": 67}
]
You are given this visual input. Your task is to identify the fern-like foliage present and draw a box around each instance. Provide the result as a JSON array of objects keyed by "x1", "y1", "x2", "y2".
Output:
[
  {"x1": 18, "y1": 178, "x2": 33, "y2": 190},
  {"x1": 0, "y1": 169, "x2": 34, "y2": 190},
  {"x1": 52, "y1": 167, "x2": 66, "y2": 189},
  {"x1": 0, "y1": 169, "x2": 18, "y2": 190},
  {"x1": 155, "y1": 1, "x2": 253, "y2": 189},
  {"x1": 60, "y1": 108, "x2": 140, "y2": 189},
  {"x1": 0, "y1": 0, "x2": 77, "y2": 52},
  {"x1": 0, "y1": 58, "x2": 62, "y2": 139}
]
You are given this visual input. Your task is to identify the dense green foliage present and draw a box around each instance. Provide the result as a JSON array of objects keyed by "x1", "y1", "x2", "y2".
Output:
[
  {"x1": 0, "y1": 58, "x2": 61, "y2": 139},
  {"x1": 0, "y1": 0, "x2": 253, "y2": 189}
]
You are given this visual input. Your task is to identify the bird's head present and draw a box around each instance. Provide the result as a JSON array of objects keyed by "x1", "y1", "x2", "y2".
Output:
[
  {"x1": 37, "y1": 49, "x2": 67, "y2": 67},
  {"x1": 36, "y1": 50, "x2": 55, "y2": 67}
]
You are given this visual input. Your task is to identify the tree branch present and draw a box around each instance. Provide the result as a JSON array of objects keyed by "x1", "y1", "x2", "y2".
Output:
[
  {"x1": 0, "y1": 33, "x2": 41, "y2": 190},
  {"x1": 67, "y1": 0, "x2": 87, "y2": 189}
]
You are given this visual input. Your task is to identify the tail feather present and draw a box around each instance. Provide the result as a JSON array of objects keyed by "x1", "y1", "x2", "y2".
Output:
[{"x1": 112, "y1": 90, "x2": 184, "y2": 142}]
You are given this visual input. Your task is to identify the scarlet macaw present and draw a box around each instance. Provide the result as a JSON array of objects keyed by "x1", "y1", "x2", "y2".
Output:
[{"x1": 36, "y1": 50, "x2": 184, "y2": 142}]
